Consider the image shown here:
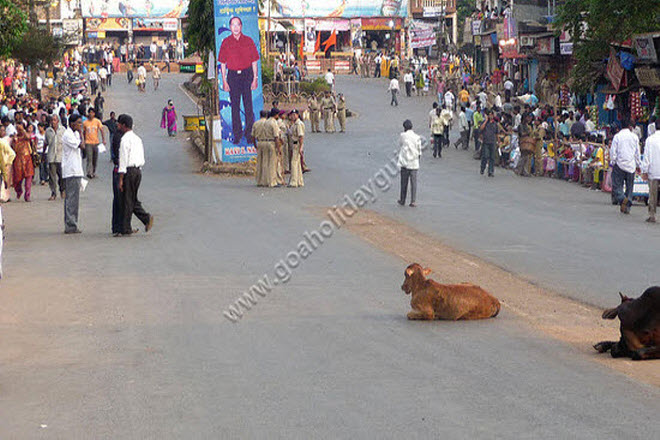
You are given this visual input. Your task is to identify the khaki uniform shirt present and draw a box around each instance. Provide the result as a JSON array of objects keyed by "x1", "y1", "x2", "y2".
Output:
[{"x1": 320, "y1": 96, "x2": 336, "y2": 111}]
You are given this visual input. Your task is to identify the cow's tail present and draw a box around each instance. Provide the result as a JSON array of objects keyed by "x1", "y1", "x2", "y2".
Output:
[{"x1": 491, "y1": 301, "x2": 501, "y2": 318}]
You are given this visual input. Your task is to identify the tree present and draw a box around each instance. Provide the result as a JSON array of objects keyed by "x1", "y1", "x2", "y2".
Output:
[
  {"x1": 186, "y1": 0, "x2": 215, "y2": 56},
  {"x1": 12, "y1": 25, "x2": 61, "y2": 69},
  {"x1": 556, "y1": 0, "x2": 660, "y2": 92},
  {"x1": 0, "y1": 0, "x2": 28, "y2": 58}
]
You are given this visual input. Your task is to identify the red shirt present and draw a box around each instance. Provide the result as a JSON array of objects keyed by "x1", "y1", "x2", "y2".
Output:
[{"x1": 218, "y1": 33, "x2": 259, "y2": 71}]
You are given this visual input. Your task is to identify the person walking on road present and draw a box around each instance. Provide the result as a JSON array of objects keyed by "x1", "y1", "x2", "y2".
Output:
[
  {"x1": 45, "y1": 115, "x2": 65, "y2": 200},
  {"x1": 82, "y1": 108, "x2": 105, "y2": 178},
  {"x1": 117, "y1": 114, "x2": 154, "y2": 236},
  {"x1": 160, "y1": 100, "x2": 177, "y2": 137},
  {"x1": 642, "y1": 120, "x2": 660, "y2": 223},
  {"x1": 430, "y1": 107, "x2": 445, "y2": 158},
  {"x1": 11, "y1": 125, "x2": 34, "y2": 202},
  {"x1": 336, "y1": 93, "x2": 347, "y2": 133},
  {"x1": 403, "y1": 70, "x2": 413, "y2": 97},
  {"x1": 610, "y1": 117, "x2": 641, "y2": 214},
  {"x1": 152, "y1": 64, "x2": 161, "y2": 91},
  {"x1": 397, "y1": 119, "x2": 422, "y2": 207},
  {"x1": 480, "y1": 109, "x2": 499, "y2": 177},
  {"x1": 454, "y1": 106, "x2": 470, "y2": 150},
  {"x1": 62, "y1": 114, "x2": 84, "y2": 234},
  {"x1": 388, "y1": 76, "x2": 400, "y2": 107}
]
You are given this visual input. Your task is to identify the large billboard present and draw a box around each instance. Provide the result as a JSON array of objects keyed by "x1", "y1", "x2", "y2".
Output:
[
  {"x1": 214, "y1": 0, "x2": 262, "y2": 163},
  {"x1": 80, "y1": 0, "x2": 189, "y2": 18},
  {"x1": 263, "y1": 0, "x2": 408, "y2": 18}
]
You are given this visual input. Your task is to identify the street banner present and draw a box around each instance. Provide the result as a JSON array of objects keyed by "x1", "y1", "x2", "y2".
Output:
[
  {"x1": 409, "y1": 20, "x2": 435, "y2": 49},
  {"x1": 350, "y1": 18, "x2": 362, "y2": 49},
  {"x1": 132, "y1": 18, "x2": 179, "y2": 32},
  {"x1": 260, "y1": 0, "x2": 408, "y2": 18},
  {"x1": 214, "y1": 0, "x2": 262, "y2": 163},
  {"x1": 304, "y1": 19, "x2": 317, "y2": 53},
  {"x1": 81, "y1": 0, "x2": 189, "y2": 18},
  {"x1": 86, "y1": 17, "x2": 131, "y2": 31}
]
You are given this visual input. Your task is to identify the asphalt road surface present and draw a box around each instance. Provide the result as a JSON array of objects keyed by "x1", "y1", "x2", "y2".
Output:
[{"x1": 0, "y1": 74, "x2": 657, "y2": 439}]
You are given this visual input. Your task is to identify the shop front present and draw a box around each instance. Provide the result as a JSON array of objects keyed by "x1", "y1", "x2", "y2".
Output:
[{"x1": 361, "y1": 17, "x2": 403, "y2": 54}]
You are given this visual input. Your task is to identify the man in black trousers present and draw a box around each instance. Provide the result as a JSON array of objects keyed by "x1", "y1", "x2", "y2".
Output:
[
  {"x1": 117, "y1": 114, "x2": 154, "y2": 236},
  {"x1": 111, "y1": 122, "x2": 124, "y2": 237}
]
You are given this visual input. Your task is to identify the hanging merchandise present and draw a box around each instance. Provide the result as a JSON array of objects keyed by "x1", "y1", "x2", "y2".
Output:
[
  {"x1": 560, "y1": 84, "x2": 570, "y2": 107},
  {"x1": 605, "y1": 94, "x2": 615, "y2": 111},
  {"x1": 629, "y1": 91, "x2": 642, "y2": 120}
]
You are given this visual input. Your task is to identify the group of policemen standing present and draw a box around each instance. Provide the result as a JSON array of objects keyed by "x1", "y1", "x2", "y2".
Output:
[
  {"x1": 307, "y1": 91, "x2": 347, "y2": 134},
  {"x1": 251, "y1": 107, "x2": 308, "y2": 188}
]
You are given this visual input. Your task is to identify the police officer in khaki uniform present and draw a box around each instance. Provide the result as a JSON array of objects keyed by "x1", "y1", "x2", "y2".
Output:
[
  {"x1": 276, "y1": 110, "x2": 289, "y2": 184},
  {"x1": 262, "y1": 109, "x2": 281, "y2": 187},
  {"x1": 320, "y1": 91, "x2": 336, "y2": 133},
  {"x1": 308, "y1": 95, "x2": 321, "y2": 133},
  {"x1": 336, "y1": 93, "x2": 347, "y2": 133},
  {"x1": 288, "y1": 109, "x2": 305, "y2": 187},
  {"x1": 251, "y1": 110, "x2": 269, "y2": 186}
]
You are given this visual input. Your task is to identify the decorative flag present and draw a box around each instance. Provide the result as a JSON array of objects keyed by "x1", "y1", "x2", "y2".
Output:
[{"x1": 322, "y1": 29, "x2": 337, "y2": 52}]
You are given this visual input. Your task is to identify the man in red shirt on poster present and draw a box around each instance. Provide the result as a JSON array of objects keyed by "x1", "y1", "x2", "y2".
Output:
[{"x1": 218, "y1": 16, "x2": 260, "y2": 145}]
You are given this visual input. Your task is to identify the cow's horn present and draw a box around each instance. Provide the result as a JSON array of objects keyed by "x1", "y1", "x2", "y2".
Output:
[{"x1": 619, "y1": 292, "x2": 625, "y2": 300}]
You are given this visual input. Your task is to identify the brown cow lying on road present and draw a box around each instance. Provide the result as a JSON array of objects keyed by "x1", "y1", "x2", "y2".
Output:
[
  {"x1": 401, "y1": 263, "x2": 501, "y2": 320},
  {"x1": 594, "y1": 287, "x2": 660, "y2": 361}
]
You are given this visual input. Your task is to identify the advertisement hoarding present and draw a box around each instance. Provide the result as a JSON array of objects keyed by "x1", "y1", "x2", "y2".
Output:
[
  {"x1": 214, "y1": 0, "x2": 263, "y2": 163},
  {"x1": 81, "y1": 0, "x2": 189, "y2": 18}
]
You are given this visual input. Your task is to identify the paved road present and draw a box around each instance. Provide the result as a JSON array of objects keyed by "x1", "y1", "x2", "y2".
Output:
[{"x1": 0, "y1": 74, "x2": 657, "y2": 438}]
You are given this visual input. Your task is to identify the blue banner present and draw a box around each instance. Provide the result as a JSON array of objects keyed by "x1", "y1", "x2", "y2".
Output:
[{"x1": 214, "y1": 0, "x2": 262, "y2": 163}]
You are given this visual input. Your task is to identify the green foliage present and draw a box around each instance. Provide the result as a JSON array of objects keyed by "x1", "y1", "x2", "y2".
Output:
[
  {"x1": 0, "y1": 0, "x2": 28, "y2": 58},
  {"x1": 456, "y1": 0, "x2": 477, "y2": 45},
  {"x1": 556, "y1": 0, "x2": 660, "y2": 92},
  {"x1": 262, "y1": 60, "x2": 274, "y2": 85},
  {"x1": 186, "y1": 0, "x2": 215, "y2": 56},
  {"x1": 299, "y1": 78, "x2": 330, "y2": 95},
  {"x1": 12, "y1": 25, "x2": 61, "y2": 67}
]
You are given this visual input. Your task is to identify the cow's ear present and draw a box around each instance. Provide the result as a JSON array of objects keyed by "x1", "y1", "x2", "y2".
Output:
[
  {"x1": 405, "y1": 267, "x2": 414, "y2": 277},
  {"x1": 423, "y1": 268, "x2": 432, "y2": 277}
]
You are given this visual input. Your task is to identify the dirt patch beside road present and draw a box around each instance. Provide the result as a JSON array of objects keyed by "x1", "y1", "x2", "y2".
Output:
[{"x1": 336, "y1": 209, "x2": 659, "y2": 387}]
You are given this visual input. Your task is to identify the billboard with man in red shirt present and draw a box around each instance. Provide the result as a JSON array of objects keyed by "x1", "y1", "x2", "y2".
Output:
[{"x1": 214, "y1": 0, "x2": 263, "y2": 162}]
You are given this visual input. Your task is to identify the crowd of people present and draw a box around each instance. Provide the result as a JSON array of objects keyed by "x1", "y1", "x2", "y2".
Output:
[
  {"x1": 0, "y1": 52, "x2": 157, "y2": 236},
  {"x1": 387, "y1": 58, "x2": 660, "y2": 223}
]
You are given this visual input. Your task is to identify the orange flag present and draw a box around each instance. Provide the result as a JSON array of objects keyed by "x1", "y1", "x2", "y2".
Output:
[
  {"x1": 314, "y1": 31, "x2": 321, "y2": 53},
  {"x1": 322, "y1": 29, "x2": 337, "y2": 52}
]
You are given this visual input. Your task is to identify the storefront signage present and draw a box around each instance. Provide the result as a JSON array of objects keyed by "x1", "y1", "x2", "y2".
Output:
[
  {"x1": 423, "y1": 6, "x2": 443, "y2": 18},
  {"x1": 214, "y1": 0, "x2": 262, "y2": 163},
  {"x1": 361, "y1": 18, "x2": 402, "y2": 31},
  {"x1": 536, "y1": 37, "x2": 555, "y2": 55},
  {"x1": 133, "y1": 18, "x2": 178, "y2": 32},
  {"x1": 635, "y1": 35, "x2": 658, "y2": 63},
  {"x1": 519, "y1": 35, "x2": 534, "y2": 47},
  {"x1": 86, "y1": 17, "x2": 130, "y2": 32},
  {"x1": 259, "y1": 0, "x2": 408, "y2": 18},
  {"x1": 560, "y1": 42, "x2": 573, "y2": 55},
  {"x1": 62, "y1": 18, "x2": 83, "y2": 45},
  {"x1": 315, "y1": 19, "x2": 350, "y2": 32},
  {"x1": 471, "y1": 20, "x2": 482, "y2": 36},
  {"x1": 81, "y1": 0, "x2": 189, "y2": 18},
  {"x1": 635, "y1": 67, "x2": 660, "y2": 88}
]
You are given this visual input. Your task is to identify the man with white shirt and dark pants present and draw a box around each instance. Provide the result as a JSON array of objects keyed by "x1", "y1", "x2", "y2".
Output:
[
  {"x1": 610, "y1": 117, "x2": 641, "y2": 214},
  {"x1": 388, "y1": 76, "x2": 400, "y2": 107},
  {"x1": 117, "y1": 114, "x2": 154, "y2": 236},
  {"x1": 642, "y1": 120, "x2": 660, "y2": 223},
  {"x1": 397, "y1": 119, "x2": 422, "y2": 207},
  {"x1": 62, "y1": 114, "x2": 85, "y2": 234}
]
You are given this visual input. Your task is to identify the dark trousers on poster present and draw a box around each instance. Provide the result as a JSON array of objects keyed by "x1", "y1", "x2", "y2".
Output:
[
  {"x1": 112, "y1": 169, "x2": 124, "y2": 234},
  {"x1": 399, "y1": 167, "x2": 417, "y2": 204},
  {"x1": 122, "y1": 167, "x2": 151, "y2": 234},
  {"x1": 227, "y1": 69, "x2": 255, "y2": 144},
  {"x1": 611, "y1": 164, "x2": 634, "y2": 206}
]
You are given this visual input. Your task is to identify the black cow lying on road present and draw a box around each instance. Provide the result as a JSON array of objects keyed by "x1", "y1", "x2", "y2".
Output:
[{"x1": 594, "y1": 287, "x2": 660, "y2": 360}]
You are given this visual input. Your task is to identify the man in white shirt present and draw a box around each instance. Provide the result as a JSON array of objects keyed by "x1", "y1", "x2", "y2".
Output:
[
  {"x1": 648, "y1": 116, "x2": 656, "y2": 138},
  {"x1": 150, "y1": 42, "x2": 158, "y2": 60},
  {"x1": 454, "y1": 106, "x2": 470, "y2": 150},
  {"x1": 397, "y1": 119, "x2": 422, "y2": 207},
  {"x1": 444, "y1": 90, "x2": 455, "y2": 113},
  {"x1": 584, "y1": 113, "x2": 596, "y2": 133},
  {"x1": 98, "y1": 66, "x2": 108, "y2": 91},
  {"x1": 503, "y1": 77, "x2": 514, "y2": 101},
  {"x1": 642, "y1": 121, "x2": 660, "y2": 223},
  {"x1": 36, "y1": 75, "x2": 43, "y2": 100},
  {"x1": 403, "y1": 70, "x2": 413, "y2": 97},
  {"x1": 477, "y1": 88, "x2": 488, "y2": 108},
  {"x1": 324, "y1": 69, "x2": 335, "y2": 92},
  {"x1": 117, "y1": 114, "x2": 154, "y2": 236},
  {"x1": 89, "y1": 68, "x2": 98, "y2": 95},
  {"x1": 388, "y1": 76, "x2": 400, "y2": 107},
  {"x1": 62, "y1": 114, "x2": 85, "y2": 234},
  {"x1": 610, "y1": 118, "x2": 641, "y2": 214}
]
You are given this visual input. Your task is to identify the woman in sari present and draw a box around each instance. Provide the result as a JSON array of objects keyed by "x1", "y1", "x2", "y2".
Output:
[
  {"x1": 160, "y1": 99, "x2": 177, "y2": 137},
  {"x1": 12, "y1": 125, "x2": 35, "y2": 202}
]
